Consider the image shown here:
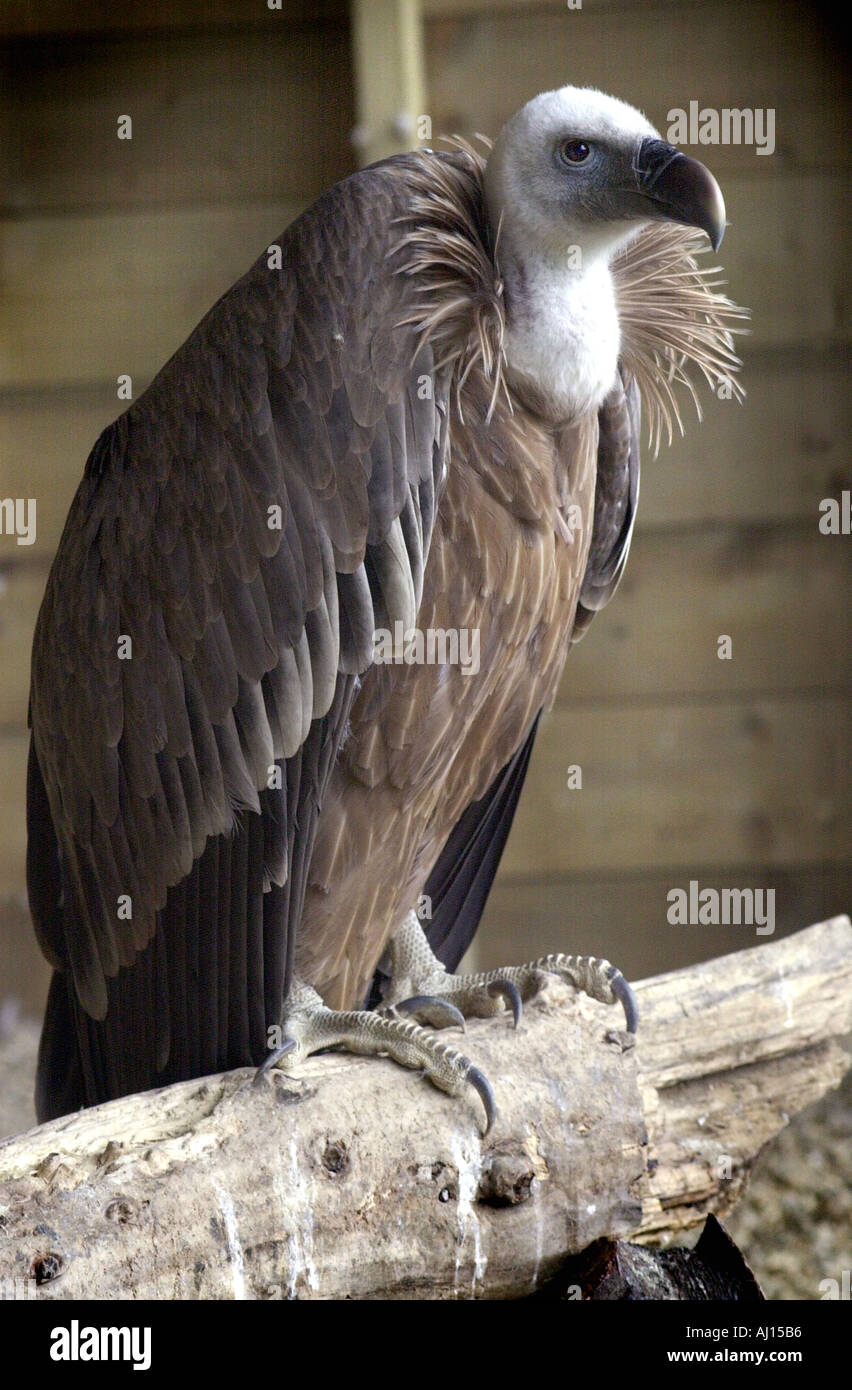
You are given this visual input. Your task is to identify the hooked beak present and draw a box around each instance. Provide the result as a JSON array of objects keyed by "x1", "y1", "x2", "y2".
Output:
[{"x1": 635, "y1": 137, "x2": 727, "y2": 251}]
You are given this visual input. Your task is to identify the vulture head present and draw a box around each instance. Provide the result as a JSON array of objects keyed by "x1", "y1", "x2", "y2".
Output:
[
  {"x1": 482, "y1": 86, "x2": 729, "y2": 419},
  {"x1": 484, "y1": 85, "x2": 726, "y2": 267}
]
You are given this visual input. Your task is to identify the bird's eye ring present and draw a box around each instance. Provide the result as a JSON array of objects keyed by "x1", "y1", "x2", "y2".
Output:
[{"x1": 559, "y1": 139, "x2": 592, "y2": 166}]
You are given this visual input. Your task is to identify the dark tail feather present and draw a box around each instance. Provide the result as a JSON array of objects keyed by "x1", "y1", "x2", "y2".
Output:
[
  {"x1": 36, "y1": 971, "x2": 86, "y2": 1122},
  {"x1": 423, "y1": 712, "x2": 541, "y2": 970}
]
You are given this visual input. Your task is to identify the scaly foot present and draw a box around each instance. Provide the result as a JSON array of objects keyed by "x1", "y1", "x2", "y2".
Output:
[
  {"x1": 381, "y1": 911, "x2": 638, "y2": 1036},
  {"x1": 255, "y1": 977, "x2": 496, "y2": 1132}
]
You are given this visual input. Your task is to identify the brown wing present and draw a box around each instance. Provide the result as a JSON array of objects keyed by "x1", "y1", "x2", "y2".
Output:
[{"x1": 29, "y1": 158, "x2": 450, "y2": 1113}]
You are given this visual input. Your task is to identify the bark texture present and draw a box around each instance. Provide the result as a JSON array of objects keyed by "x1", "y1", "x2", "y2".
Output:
[{"x1": 0, "y1": 917, "x2": 848, "y2": 1300}]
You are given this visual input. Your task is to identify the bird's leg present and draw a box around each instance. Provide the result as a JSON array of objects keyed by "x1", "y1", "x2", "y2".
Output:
[
  {"x1": 382, "y1": 910, "x2": 638, "y2": 1037},
  {"x1": 254, "y1": 976, "x2": 495, "y2": 1132}
]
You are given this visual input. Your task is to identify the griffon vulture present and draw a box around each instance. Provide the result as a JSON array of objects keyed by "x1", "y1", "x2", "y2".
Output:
[{"x1": 28, "y1": 86, "x2": 744, "y2": 1126}]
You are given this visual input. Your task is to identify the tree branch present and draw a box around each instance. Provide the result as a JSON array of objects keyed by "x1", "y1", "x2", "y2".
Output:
[{"x1": 0, "y1": 916, "x2": 848, "y2": 1299}]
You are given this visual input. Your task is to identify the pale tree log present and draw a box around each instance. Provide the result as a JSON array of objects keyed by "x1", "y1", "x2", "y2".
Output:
[{"x1": 0, "y1": 916, "x2": 848, "y2": 1300}]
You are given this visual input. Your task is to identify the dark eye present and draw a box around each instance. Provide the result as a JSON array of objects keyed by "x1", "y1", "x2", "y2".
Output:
[{"x1": 559, "y1": 139, "x2": 592, "y2": 165}]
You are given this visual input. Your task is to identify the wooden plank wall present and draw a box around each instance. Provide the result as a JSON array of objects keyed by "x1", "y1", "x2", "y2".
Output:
[
  {"x1": 421, "y1": 0, "x2": 852, "y2": 976},
  {"x1": 0, "y1": 2, "x2": 354, "y2": 1013},
  {"x1": 0, "y1": 0, "x2": 849, "y2": 1020}
]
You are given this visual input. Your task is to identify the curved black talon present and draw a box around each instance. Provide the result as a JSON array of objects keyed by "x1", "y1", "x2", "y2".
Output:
[
  {"x1": 253, "y1": 1035, "x2": 298, "y2": 1085},
  {"x1": 395, "y1": 994, "x2": 466, "y2": 1032},
  {"x1": 465, "y1": 1063, "x2": 496, "y2": 1134},
  {"x1": 607, "y1": 967, "x2": 639, "y2": 1034},
  {"x1": 487, "y1": 978, "x2": 523, "y2": 1028}
]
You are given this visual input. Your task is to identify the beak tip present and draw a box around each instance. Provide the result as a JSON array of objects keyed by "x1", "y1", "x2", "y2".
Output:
[
  {"x1": 707, "y1": 185, "x2": 727, "y2": 253},
  {"x1": 637, "y1": 138, "x2": 727, "y2": 254}
]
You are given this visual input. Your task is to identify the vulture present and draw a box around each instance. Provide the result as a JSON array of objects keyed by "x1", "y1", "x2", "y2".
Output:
[{"x1": 28, "y1": 86, "x2": 744, "y2": 1127}]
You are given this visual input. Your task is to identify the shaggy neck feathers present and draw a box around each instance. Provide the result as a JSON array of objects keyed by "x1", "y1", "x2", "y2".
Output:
[{"x1": 395, "y1": 143, "x2": 747, "y2": 447}]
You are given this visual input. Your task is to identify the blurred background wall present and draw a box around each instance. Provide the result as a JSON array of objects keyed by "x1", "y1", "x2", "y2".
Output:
[{"x1": 0, "y1": 0, "x2": 849, "y2": 1046}]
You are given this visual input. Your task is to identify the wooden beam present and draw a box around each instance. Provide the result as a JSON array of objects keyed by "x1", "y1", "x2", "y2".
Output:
[
  {"x1": 0, "y1": 2, "x2": 348, "y2": 37},
  {"x1": 351, "y1": 0, "x2": 426, "y2": 167},
  {"x1": 423, "y1": 0, "x2": 850, "y2": 175},
  {"x1": 559, "y1": 522, "x2": 852, "y2": 703},
  {"x1": 499, "y1": 692, "x2": 850, "y2": 879},
  {"x1": 1, "y1": 26, "x2": 353, "y2": 217},
  {"x1": 0, "y1": 202, "x2": 305, "y2": 389},
  {"x1": 477, "y1": 864, "x2": 852, "y2": 984}
]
